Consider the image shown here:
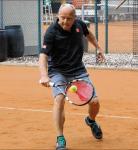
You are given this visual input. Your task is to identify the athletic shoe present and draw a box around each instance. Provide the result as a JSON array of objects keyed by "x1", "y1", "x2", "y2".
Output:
[
  {"x1": 85, "y1": 116, "x2": 103, "y2": 139},
  {"x1": 56, "y1": 135, "x2": 67, "y2": 150}
]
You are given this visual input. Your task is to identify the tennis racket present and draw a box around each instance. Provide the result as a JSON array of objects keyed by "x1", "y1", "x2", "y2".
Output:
[{"x1": 49, "y1": 79, "x2": 94, "y2": 106}]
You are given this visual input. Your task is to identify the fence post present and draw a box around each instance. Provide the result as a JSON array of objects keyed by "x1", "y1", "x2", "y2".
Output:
[
  {"x1": 0, "y1": 0, "x2": 4, "y2": 28},
  {"x1": 105, "y1": 0, "x2": 108, "y2": 53},
  {"x1": 38, "y1": 0, "x2": 42, "y2": 54},
  {"x1": 94, "y1": 0, "x2": 98, "y2": 54}
]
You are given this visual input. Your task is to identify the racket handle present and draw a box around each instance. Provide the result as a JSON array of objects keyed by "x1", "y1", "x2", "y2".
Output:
[
  {"x1": 39, "y1": 79, "x2": 42, "y2": 84},
  {"x1": 49, "y1": 82, "x2": 54, "y2": 87}
]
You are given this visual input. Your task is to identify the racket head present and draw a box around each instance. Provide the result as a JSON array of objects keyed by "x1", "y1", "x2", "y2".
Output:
[{"x1": 66, "y1": 80, "x2": 93, "y2": 106}]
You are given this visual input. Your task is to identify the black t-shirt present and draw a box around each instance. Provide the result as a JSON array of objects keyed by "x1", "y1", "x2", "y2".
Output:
[{"x1": 41, "y1": 19, "x2": 89, "y2": 76}]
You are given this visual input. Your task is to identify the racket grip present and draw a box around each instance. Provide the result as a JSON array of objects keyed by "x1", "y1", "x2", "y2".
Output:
[
  {"x1": 49, "y1": 82, "x2": 54, "y2": 87},
  {"x1": 39, "y1": 79, "x2": 42, "y2": 84}
]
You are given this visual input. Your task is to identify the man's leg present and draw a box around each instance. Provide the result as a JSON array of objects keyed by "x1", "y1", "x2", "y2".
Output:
[
  {"x1": 53, "y1": 94, "x2": 65, "y2": 136},
  {"x1": 53, "y1": 94, "x2": 67, "y2": 150},
  {"x1": 50, "y1": 73, "x2": 67, "y2": 149},
  {"x1": 85, "y1": 97, "x2": 103, "y2": 139},
  {"x1": 88, "y1": 97, "x2": 100, "y2": 120}
]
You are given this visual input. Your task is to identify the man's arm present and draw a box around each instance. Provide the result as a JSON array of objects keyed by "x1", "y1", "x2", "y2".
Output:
[
  {"x1": 39, "y1": 53, "x2": 50, "y2": 86},
  {"x1": 86, "y1": 29, "x2": 105, "y2": 63},
  {"x1": 86, "y1": 29, "x2": 103, "y2": 52}
]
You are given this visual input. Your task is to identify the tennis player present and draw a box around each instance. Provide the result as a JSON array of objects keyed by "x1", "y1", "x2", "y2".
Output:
[{"x1": 39, "y1": 3, "x2": 104, "y2": 150}]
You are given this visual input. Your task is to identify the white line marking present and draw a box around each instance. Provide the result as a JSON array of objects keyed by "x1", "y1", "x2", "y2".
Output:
[
  {"x1": 0, "y1": 106, "x2": 138, "y2": 120},
  {"x1": 98, "y1": 114, "x2": 138, "y2": 120},
  {"x1": 0, "y1": 106, "x2": 52, "y2": 113}
]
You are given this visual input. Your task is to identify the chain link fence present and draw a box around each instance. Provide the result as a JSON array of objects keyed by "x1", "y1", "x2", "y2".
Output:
[
  {"x1": 42, "y1": 0, "x2": 137, "y2": 54},
  {"x1": 0, "y1": 0, "x2": 138, "y2": 67},
  {"x1": 72, "y1": 0, "x2": 134, "y2": 54}
]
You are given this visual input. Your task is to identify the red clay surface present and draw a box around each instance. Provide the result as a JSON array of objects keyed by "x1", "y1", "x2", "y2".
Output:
[{"x1": 0, "y1": 65, "x2": 138, "y2": 149}]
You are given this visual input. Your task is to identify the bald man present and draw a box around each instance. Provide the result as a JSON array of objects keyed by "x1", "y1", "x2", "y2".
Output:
[{"x1": 39, "y1": 3, "x2": 104, "y2": 150}]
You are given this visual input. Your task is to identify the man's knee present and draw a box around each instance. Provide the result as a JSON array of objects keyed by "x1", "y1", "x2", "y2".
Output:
[
  {"x1": 54, "y1": 94, "x2": 65, "y2": 108},
  {"x1": 89, "y1": 97, "x2": 100, "y2": 105}
]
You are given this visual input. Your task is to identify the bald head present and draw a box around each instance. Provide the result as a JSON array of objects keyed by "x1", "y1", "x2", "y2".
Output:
[
  {"x1": 58, "y1": 3, "x2": 76, "y2": 31},
  {"x1": 58, "y1": 3, "x2": 76, "y2": 17}
]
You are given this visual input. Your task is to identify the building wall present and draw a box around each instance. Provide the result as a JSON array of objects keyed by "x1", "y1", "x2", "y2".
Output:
[{"x1": 2, "y1": 0, "x2": 43, "y2": 55}]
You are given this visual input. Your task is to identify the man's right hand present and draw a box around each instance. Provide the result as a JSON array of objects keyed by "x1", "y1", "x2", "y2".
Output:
[
  {"x1": 39, "y1": 76, "x2": 50, "y2": 87},
  {"x1": 39, "y1": 53, "x2": 50, "y2": 87}
]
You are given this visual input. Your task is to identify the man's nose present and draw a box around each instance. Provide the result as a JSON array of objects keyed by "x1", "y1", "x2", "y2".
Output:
[{"x1": 64, "y1": 18, "x2": 68, "y2": 23}]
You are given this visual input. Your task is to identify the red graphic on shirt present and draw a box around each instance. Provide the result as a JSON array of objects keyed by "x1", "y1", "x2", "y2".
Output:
[
  {"x1": 76, "y1": 28, "x2": 80, "y2": 32},
  {"x1": 42, "y1": 45, "x2": 46, "y2": 48}
]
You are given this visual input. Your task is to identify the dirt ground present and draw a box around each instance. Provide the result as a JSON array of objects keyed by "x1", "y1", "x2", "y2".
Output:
[{"x1": 0, "y1": 65, "x2": 138, "y2": 150}]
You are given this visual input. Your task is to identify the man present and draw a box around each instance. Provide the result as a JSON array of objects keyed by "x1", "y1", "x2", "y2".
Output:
[{"x1": 39, "y1": 3, "x2": 104, "y2": 150}]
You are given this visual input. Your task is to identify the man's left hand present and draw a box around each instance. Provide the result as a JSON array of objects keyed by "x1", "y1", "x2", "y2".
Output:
[{"x1": 96, "y1": 51, "x2": 105, "y2": 64}]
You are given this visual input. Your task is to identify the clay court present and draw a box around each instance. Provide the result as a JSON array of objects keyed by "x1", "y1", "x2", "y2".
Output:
[{"x1": 0, "y1": 65, "x2": 138, "y2": 149}]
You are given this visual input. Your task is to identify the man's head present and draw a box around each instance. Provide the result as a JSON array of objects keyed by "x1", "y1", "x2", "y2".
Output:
[{"x1": 58, "y1": 3, "x2": 76, "y2": 31}]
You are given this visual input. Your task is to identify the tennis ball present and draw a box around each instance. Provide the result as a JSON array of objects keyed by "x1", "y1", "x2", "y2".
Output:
[{"x1": 69, "y1": 85, "x2": 77, "y2": 92}]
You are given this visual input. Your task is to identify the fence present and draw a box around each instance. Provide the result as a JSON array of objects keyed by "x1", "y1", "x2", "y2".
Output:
[
  {"x1": 42, "y1": 0, "x2": 137, "y2": 55},
  {"x1": 78, "y1": 0, "x2": 134, "y2": 54},
  {"x1": 0, "y1": 0, "x2": 138, "y2": 63}
]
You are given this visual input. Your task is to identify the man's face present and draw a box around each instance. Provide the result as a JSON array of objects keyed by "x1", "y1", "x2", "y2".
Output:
[{"x1": 58, "y1": 7, "x2": 75, "y2": 31}]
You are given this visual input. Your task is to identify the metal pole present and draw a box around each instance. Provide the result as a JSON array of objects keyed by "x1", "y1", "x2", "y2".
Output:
[
  {"x1": 82, "y1": 1, "x2": 84, "y2": 21},
  {"x1": 127, "y1": 0, "x2": 130, "y2": 13},
  {"x1": 0, "y1": 0, "x2": 4, "y2": 28},
  {"x1": 94, "y1": 0, "x2": 98, "y2": 53},
  {"x1": 38, "y1": 0, "x2": 42, "y2": 53},
  {"x1": 105, "y1": 0, "x2": 108, "y2": 53},
  {"x1": 133, "y1": 0, "x2": 138, "y2": 55}
]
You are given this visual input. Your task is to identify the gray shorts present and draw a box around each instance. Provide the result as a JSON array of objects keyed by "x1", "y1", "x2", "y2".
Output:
[{"x1": 49, "y1": 72, "x2": 97, "y2": 98}]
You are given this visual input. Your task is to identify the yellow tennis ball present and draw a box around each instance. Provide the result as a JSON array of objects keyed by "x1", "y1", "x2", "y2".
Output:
[{"x1": 69, "y1": 85, "x2": 77, "y2": 92}]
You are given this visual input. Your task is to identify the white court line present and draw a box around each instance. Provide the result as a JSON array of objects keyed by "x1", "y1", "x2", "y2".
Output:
[{"x1": 0, "y1": 106, "x2": 138, "y2": 120}]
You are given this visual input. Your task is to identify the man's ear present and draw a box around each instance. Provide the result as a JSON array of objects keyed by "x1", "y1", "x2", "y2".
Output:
[{"x1": 57, "y1": 14, "x2": 59, "y2": 20}]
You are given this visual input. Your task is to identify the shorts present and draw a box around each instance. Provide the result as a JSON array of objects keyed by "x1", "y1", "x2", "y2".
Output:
[{"x1": 49, "y1": 72, "x2": 97, "y2": 98}]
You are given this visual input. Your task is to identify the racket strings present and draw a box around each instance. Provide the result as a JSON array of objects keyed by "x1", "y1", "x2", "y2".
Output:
[
  {"x1": 67, "y1": 81, "x2": 93, "y2": 105},
  {"x1": 74, "y1": 83, "x2": 90, "y2": 100}
]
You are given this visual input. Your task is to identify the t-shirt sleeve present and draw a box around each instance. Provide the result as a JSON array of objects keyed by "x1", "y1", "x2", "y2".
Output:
[
  {"x1": 40, "y1": 27, "x2": 54, "y2": 55},
  {"x1": 78, "y1": 19, "x2": 89, "y2": 36}
]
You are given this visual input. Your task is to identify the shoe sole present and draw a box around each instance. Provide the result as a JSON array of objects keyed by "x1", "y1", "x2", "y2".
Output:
[{"x1": 56, "y1": 148, "x2": 67, "y2": 150}]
